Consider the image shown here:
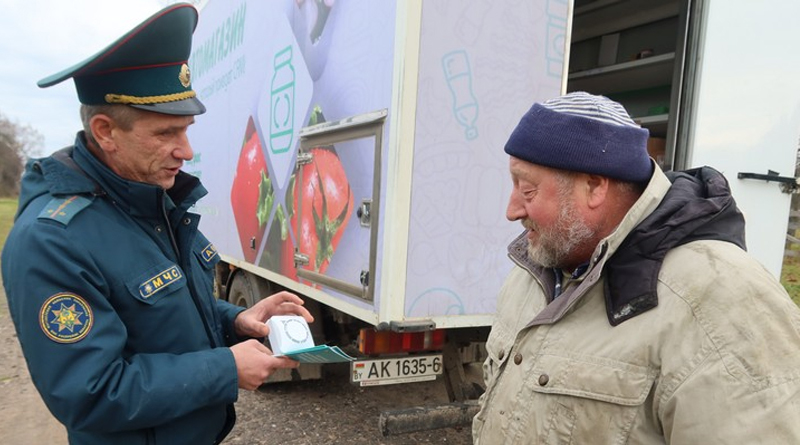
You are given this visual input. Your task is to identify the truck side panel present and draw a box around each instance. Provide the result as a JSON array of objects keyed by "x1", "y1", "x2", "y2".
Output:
[
  {"x1": 401, "y1": 0, "x2": 567, "y2": 319},
  {"x1": 188, "y1": 0, "x2": 397, "y2": 322}
]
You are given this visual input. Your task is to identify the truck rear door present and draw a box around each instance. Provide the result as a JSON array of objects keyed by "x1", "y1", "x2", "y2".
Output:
[
  {"x1": 568, "y1": 0, "x2": 800, "y2": 277},
  {"x1": 681, "y1": 0, "x2": 800, "y2": 276}
]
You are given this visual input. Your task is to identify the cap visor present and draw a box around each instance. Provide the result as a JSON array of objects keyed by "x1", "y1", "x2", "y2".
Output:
[{"x1": 129, "y1": 96, "x2": 206, "y2": 116}]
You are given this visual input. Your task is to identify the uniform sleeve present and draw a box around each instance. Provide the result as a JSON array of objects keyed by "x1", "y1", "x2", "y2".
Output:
[
  {"x1": 1, "y1": 219, "x2": 239, "y2": 433},
  {"x1": 216, "y1": 298, "x2": 246, "y2": 346}
]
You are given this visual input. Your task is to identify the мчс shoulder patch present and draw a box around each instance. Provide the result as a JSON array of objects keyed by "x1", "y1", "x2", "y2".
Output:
[{"x1": 39, "y1": 293, "x2": 93, "y2": 343}]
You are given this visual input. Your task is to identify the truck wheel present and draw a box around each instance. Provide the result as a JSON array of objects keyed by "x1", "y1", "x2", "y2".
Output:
[{"x1": 227, "y1": 271, "x2": 273, "y2": 308}]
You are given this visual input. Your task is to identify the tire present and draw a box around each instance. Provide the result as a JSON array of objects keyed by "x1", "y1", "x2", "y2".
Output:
[{"x1": 227, "y1": 271, "x2": 273, "y2": 308}]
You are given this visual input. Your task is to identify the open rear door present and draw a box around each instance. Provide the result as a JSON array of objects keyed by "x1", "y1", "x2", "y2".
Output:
[{"x1": 682, "y1": 1, "x2": 800, "y2": 277}]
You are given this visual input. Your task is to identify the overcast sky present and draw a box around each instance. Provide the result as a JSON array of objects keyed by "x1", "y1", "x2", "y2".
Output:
[{"x1": 0, "y1": 0, "x2": 191, "y2": 156}]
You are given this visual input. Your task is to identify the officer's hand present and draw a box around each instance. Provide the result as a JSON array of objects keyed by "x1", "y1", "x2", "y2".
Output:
[
  {"x1": 230, "y1": 339, "x2": 299, "y2": 390},
  {"x1": 234, "y1": 291, "x2": 314, "y2": 338}
]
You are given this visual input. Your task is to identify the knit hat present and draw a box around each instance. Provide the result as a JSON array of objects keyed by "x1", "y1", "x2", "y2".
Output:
[{"x1": 504, "y1": 91, "x2": 652, "y2": 182}]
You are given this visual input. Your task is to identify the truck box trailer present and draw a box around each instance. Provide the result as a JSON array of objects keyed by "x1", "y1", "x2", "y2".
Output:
[
  {"x1": 186, "y1": 0, "x2": 800, "y2": 432},
  {"x1": 187, "y1": 0, "x2": 565, "y2": 393}
]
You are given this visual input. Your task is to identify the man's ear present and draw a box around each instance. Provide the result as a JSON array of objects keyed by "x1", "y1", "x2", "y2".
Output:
[
  {"x1": 88, "y1": 114, "x2": 118, "y2": 153},
  {"x1": 583, "y1": 174, "x2": 610, "y2": 210}
]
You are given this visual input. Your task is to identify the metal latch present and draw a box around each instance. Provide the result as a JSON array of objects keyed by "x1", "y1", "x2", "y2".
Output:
[
  {"x1": 294, "y1": 252, "x2": 309, "y2": 267},
  {"x1": 738, "y1": 170, "x2": 800, "y2": 194},
  {"x1": 356, "y1": 200, "x2": 371, "y2": 227},
  {"x1": 388, "y1": 320, "x2": 436, "y2": 333},
  {"x1": 296, "y1": 151, "x2": 313, "y2": 166}
]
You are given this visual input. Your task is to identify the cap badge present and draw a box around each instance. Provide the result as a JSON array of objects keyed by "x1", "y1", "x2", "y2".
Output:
[{"x1": 179, "y1": 63, "x2": 191, "y2": 88}]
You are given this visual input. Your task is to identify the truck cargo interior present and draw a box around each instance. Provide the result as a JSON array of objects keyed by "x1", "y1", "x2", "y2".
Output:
[{"x1": 567, "y1": 0, "x2": 692, "y2": 172}]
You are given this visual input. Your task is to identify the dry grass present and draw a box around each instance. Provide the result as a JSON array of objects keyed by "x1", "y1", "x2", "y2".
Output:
[
  {"x1": 780, "y1": 255, "x2": 800, "y2": 306},
  {"x1": 0, "y1": 198, "x2": 17, "y2": 250}
]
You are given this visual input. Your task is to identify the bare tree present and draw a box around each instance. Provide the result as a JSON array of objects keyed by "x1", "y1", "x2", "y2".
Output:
[{"x1": 0, "y1": 112, "x2": 43, "y2": 197}]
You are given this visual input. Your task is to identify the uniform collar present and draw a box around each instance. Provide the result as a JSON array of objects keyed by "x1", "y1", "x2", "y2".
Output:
[{"x1": 70, "y1": 132, "x2": 206, "y2": 219}]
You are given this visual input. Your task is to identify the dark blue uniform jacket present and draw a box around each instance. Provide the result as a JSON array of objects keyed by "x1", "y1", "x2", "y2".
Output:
[{"x1": 1, "y1": 133, "x2": 245, "y2": 444}]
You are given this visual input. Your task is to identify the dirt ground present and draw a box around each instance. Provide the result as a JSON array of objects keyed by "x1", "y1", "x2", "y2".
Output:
[
  {"x1": 0, "y1": 274, "x2": 69, "y2": 444},
  {"x1": 225, "y1": 364, "x2": 477, "y2": 445},
  {"x1": 0, "y1": 275, "x2": 477, "y2": 444}
]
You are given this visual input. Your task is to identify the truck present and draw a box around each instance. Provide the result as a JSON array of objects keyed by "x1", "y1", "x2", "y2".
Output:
[{"x1": 186, "y1": 0, "x2": 800, "y2": 433}]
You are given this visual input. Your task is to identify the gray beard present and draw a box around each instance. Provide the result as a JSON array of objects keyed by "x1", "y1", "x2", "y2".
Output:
[{"x1": 526, "y1": 199, "x2": 595, "y2": 269}]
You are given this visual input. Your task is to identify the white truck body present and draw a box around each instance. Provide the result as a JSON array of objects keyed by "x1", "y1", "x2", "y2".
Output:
[
  {"x1": 187, "y1": 0, "x2": 799, "y2": 348},
  {"x1": 187, "y1": 0, "x2": 565, "y2": 331}
]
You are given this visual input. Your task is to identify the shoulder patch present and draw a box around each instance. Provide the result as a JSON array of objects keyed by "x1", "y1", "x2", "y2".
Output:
[
  {"x1": 38, "y1": 195, "x2": 94, "y2": 226},
  {"x1": 201, "y1": 242, "x2": 218, "y2": 263},
  {"x1": 39, "y1": 293, "x2": 93, "y2": 343}
]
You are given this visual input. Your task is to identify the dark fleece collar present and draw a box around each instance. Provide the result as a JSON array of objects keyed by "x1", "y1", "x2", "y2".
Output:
[{"x1": 604, "y1": 166, "x2": 746, "y2": 325}]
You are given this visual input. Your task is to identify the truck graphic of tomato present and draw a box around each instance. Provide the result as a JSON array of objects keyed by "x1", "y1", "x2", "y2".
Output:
[
  {"x1": 230, "y1": 117, "x2": 273, "y2": 263},
  {"x1": 259, "y1": 202, "x2": 297, "y2": 281},
  {"x1": 289, "y1": 107, "x2": 353, "y2": 276}
]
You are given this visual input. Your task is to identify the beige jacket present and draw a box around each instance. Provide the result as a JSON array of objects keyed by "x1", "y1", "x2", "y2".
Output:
[{"x1": 473, "y1": 167, "x2": 800, "y2": 444}]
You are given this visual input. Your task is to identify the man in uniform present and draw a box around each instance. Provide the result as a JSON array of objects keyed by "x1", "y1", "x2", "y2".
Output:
[
  {"x1": 1, "y1": 4, "x2": 312, "y2": 444},
  {"x1": 472, "y1": 92, "x2": 800, "y2": 443}
]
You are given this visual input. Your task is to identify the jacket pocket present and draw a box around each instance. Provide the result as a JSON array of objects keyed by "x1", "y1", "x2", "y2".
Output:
[
  {"x1": 125, "y1": 260, "x2": 187, "y2": 305},
  {"x1": 529, "y1": 353, "x2": 656, "y2": 444},
  {"x1": 482, "y1": 326, "x2": 515, "y2": 391},
  {"x1": 473, "y1": 326, "x2": 514, "y2": 432}
]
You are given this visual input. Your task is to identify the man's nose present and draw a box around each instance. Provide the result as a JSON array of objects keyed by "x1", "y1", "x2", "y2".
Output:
[
  {"x1": 506, "y1": 192, "x2": 526, "y2": 221},
  {"x1": 175, "y1": 133, "x2": 194, "y2": 161}
]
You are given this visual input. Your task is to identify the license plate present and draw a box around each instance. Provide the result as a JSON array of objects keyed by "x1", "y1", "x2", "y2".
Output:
[{"x1": 351, "y1": 354, "x2": 443, "y2": 386}]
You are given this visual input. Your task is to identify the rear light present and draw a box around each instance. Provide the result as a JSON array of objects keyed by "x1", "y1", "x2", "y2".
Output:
[{"x1": 358, "y1": 328, "x2": 446, "y2": 355}]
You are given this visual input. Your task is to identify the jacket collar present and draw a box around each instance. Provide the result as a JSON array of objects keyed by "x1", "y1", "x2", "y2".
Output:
[
  {"x1": 604, "y1": 166, "x2": 746, "y2": 325},
  {"x1": 32, "y1": 132, "x2": 206, "y2": 220}
]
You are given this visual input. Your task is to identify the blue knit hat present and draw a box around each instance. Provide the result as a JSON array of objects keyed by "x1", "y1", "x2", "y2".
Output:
[{"x1": 504, "y1": 92, "x2": 652, "y2": 182}]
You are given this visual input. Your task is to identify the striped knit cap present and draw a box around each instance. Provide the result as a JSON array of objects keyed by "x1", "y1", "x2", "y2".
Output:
[{"x1": 504, "y1": 91, "x2": 652, "y2": 182}]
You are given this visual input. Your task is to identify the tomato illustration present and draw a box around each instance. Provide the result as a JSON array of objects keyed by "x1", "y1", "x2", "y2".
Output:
[
  {"x1": 230, "y1": 117, "x2": 272, "y2": 263},
  {"x1": 259, "y1": 203, "x2": 297, "y2": 281},
  {"x1": 278, "y1": 208, "x2": 298, "y2": 280},
  {"x1": 290, "y1": 107, "x2": 353, "y2": 275}
]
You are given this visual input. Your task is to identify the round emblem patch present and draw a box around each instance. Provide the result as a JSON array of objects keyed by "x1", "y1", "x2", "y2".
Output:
[{"x1": 39, "y1": 293, "x2": 93, "y2": 344}]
